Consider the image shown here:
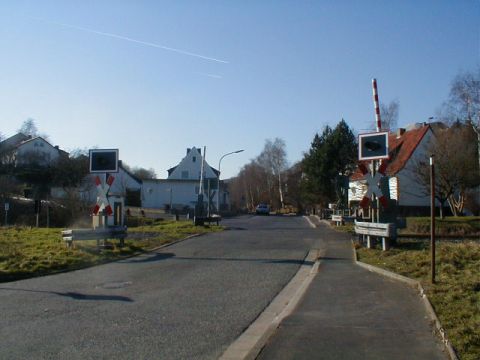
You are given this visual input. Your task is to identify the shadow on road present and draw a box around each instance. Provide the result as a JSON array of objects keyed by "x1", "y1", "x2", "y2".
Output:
[
  {"x1": 0, "y1": 287, "x2": 134, "y2": 302},
  {"x1": 121, "y1": 252, "x2": 175, "y2": 263},
  {"x1": 120, "y1": 251, "x2": 311, "y2": 266},
  {"x1": 172, "y1": 256, "x2": 314, "y2": 266}
]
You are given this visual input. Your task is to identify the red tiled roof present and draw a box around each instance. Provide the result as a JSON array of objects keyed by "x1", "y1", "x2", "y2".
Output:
[{"x1": 351, "y1": 125, "x2": 431, "y2": 180}]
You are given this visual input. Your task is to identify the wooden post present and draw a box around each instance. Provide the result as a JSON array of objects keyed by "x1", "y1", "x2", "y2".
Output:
[{"x1": 430, "y1": 155, "x2": 436, "y2": 284}]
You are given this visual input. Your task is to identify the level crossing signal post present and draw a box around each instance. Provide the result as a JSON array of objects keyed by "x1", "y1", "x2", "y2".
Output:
[
  {"x1": 89, "y1": 149, "x2": 122, "y2": 228},
  {"x1": 354, "y1": 79, "x2": 397, "y2": 251}
]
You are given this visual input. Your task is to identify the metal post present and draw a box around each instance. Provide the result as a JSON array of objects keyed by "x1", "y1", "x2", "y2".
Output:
[
  {"x1": 46, "y1": 195, "x2": 50, "y2": 228},
  {"x1": 430, "y1": 155, "x2": 436, "y2": 284},
  {"x1": 35, "y1": 200, "x2": 40, "y2": 227},
  {"x1": 216, "y1": 149, "x2": 244, "y2": 214},
  {"x1": 207, "y1": 179, "x2": 211, "y2": 217}
]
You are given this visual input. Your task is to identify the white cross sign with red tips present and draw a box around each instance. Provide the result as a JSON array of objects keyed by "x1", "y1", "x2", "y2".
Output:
[
  {"x1": 93, "y1": 175, "x2": 115, "y2": 216},
  {"x1": 364, "y1": 172, "x2": 383, "y2": 198},
  {"x1": 358, "y1": 160, "x2": 389, "y2": 209}
]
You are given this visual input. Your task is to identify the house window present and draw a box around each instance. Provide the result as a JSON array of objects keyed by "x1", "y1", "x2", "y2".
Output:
[
  {"x1": 192, "y1": 156, "x2": 196, "y2": 162},
  {"x1": 181, "y1": 171, "x2": 189, "y2": 179}
]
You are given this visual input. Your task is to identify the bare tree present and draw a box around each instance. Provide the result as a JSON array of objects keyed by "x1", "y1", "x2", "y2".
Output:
[
  {"x1": 229, "y1": 160, "x2": 268, "y2": 212},
  {"x1": 257, "y1": 138, "x2": 288, "y2": 208},
  {"x1": 380, "y1": 100, "x2": 399, "y2": 131},
  {"x1": 18, "y1": 118, "x2": 38, "y2": 137},
  {"x1": 413, "y1": 124, "x2": 479, "y2": 217},
  {"x1": 437, "y1": 67, "x2": 480, "y2": 170}
]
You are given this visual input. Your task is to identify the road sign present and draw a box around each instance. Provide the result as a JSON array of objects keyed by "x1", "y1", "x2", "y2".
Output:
[
  {"x1": 4, "y1": 203, "x2": 9, "y2": 211},
  {"x1": 89, "y1": 149, "x2": 119, "y2": 173},
  {"x1": 358, "y1": 132, "x2": 389, "y2": 160},
  {"x1": 93, "y1": 175, "x2": 115, "y2": 216},
  {"x1": 358, "y1": 160, "x2": 389, "y2": 209}
]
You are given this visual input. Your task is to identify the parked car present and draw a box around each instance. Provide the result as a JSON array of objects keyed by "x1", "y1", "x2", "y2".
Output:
[{"x1": 255, "y1": 204, "x2": 270, "y2": 215}]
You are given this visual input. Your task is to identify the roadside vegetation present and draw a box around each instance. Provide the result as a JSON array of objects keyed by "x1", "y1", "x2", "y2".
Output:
[
  {"x1": 353, "y1": 216, "x2": 480, "y2": 360},
  {"x1": 0, "y1": 220, "x2": 222, "y2": 283},
  {"x1": 399, "y1": 216, "x2": 480, "y2": 237}
]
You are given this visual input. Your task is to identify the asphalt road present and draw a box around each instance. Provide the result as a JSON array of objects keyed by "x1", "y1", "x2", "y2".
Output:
[{"x1": 0, "y1": 215, "x2": 320, "y2": 359}]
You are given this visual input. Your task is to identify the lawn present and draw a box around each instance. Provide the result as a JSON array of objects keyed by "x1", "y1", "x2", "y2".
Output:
[
  {"x1": 0, "y1": 220, "x2": 222, "y2": 283},
  {"x1": 357, "y1": 240, "x2": 480, "y2": 360}
]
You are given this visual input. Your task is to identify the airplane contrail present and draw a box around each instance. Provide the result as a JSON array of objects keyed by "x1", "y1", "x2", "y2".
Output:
[
  {"x1": 29, "y1": 17, "x2": 229, "y2": 64},
  {"x1": 196, "y1": 72, "x2": 223, "y2": 79}
]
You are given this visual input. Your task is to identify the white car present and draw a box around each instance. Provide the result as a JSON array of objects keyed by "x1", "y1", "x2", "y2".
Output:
[{"x1": 255, "y1": 204, "x2": 270, "y2": 215}]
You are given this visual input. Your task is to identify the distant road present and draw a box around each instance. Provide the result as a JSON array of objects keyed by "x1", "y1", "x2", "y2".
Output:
[{"x1": 0, "y1": 215, "x2": 321, "y2": 359}]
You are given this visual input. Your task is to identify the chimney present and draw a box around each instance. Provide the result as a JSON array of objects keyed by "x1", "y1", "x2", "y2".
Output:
[
  {"x1": 397, "y1": 128, "x2": 406, "y2": 138},
  {"x1": 187, "y1": 148, "x2": 191, "y2": 155}
]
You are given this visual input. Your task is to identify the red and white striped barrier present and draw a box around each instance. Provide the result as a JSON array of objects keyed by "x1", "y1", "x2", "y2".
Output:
[{"x1": 372, "y1": 78, "x2": 382, "y2": 132}]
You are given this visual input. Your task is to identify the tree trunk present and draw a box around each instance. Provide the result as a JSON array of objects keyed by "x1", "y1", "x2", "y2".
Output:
[
  {"x1": 448, "y1": 193, "x2": 465, "y2": 216},
  {"x1": 469, "y1": 120, "x2": 480, "y2": 173},
  {"x1": 278, "y1": 173, "x2": 284, "y2": 208}
]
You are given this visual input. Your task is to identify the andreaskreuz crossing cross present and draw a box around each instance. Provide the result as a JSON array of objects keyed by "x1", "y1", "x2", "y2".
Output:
[{"x1": 92, "y1": 174, "x2": 115, "y2": 216}]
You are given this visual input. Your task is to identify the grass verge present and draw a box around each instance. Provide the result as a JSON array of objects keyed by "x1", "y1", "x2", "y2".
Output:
[
  {"x1": 357, "y1": 240, "x2": 480, "y2": 360},
  {"x1": 0, "y1": 220, "x2": 222, "y2": 283},
  {"x1": 400, "y1": 216, "x2": 480, "y2": 237}
]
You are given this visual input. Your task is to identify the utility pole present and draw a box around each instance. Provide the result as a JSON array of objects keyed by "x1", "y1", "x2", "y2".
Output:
[
  {"x1": 216, "y1": 149, "x2": 244, "y2": 214},
  {"x1": 430, "y1": 155, "x2": 436, "y2": 284}
]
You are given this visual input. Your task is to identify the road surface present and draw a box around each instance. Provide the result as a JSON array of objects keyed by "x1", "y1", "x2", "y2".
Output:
[{"x1": 0, "y1": 215, "x2": 319, "y2": 359}]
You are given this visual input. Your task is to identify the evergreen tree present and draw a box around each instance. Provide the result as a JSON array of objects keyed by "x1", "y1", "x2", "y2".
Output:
[{"x1": 302, "y1": 119, "x2": 356, "y2": 206}]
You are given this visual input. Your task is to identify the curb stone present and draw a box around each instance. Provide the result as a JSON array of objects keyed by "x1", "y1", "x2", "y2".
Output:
[
  {"x1": 219, "y1": 249, "x2": 323, "y2": 360},
  {"x1": 352, "y1": 242, "x2": 458, "y2": 360},
  {"x1": 303, "y1": 215, "x2": 317, "y2": 228}
]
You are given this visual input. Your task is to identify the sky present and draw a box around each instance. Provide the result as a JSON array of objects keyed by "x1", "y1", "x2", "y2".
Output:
[{"x1": 0, "y1": 1, "x2": 479, "y2": 179}]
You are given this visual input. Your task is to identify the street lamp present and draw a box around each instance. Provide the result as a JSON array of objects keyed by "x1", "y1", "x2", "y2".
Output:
[{"x1": 217, "y1": 149, "x2": 244, "y2": 214}]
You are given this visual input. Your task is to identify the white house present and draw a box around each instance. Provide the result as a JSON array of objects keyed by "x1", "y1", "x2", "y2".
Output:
[
  {"x1": 141, "y1": 147, "x2": 228, "y2": 212},
  {"x1": 142, "y1": 179, "x2": 201, "y2": 210},
  {"x1": 166, "y1": 147, "x2": 219, "y2": 180},
  {"x1": 0, "y1": 133, "x2": 67, "y2": 166},
  {"x1": 349, "y1": 123, "x2": 437, "y2": 215}
]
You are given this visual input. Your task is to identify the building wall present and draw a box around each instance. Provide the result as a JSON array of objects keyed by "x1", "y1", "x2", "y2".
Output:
[
  {"x1": 142, "y1": 179, "x2": 201, "y2": 209},
  {"x1": 395, "y1": 130, "x2": 433, "y2": 207},
  {"x1": 168, "y1": 147, "x2": 218, "y2": 180},
  {"x1": 16, "y1": 138, "x2": 60, "y2": 165},
  {"x1": 142, "y1": 179, "x2": 229, "y2": 211}
]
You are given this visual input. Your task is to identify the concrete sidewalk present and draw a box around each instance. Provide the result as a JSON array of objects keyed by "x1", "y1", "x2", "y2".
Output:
[{"x1": 257, "y1": 220, "x2": 447, "y2": 360}]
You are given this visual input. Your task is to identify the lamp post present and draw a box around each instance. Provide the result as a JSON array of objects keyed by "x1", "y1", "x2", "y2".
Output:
[{"x1": 217, "y1": 149, "x2": 244, "y2": 214}]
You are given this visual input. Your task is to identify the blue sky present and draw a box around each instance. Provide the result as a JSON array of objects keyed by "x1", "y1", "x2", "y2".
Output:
[{"x1": 0, "y1": 1, "x2": 478, "y2": 179}]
